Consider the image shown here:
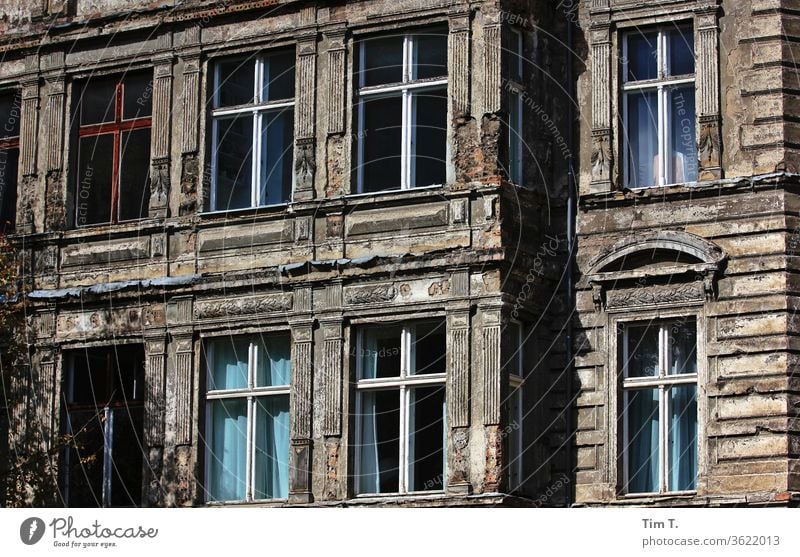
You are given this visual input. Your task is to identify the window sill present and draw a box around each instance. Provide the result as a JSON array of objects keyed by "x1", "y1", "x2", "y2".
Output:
[
  {"x1": 618, "y1": 490, "x2": 697, "y2": 501},
  {"x1": 205, "y1": 498, "x2": 288, "y2": 507},
  {"x1": 351, "y1": 490, "x2": 447, "y2": 501},
  {"x1": 349, "y1": 183, "x2": 444, "y2": 199},
  {"x1": 199, "y1": 202, "x2": 289, "y2": 218}
]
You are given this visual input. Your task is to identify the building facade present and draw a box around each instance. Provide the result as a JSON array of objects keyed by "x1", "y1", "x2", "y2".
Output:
[{"x1": 0, "y1": 0, "x2": 797, "y2": 507}]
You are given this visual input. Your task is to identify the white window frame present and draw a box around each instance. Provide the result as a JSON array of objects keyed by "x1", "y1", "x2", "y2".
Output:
[
  {"x1": 622, "y1": 26, "x2": 695, "y2": 188},
  {"x1": 209, "y1": 54, "x2": 295, "y2": 212},
  {"x1": 204, "y1": 334, "x2": 291, "y2": 503},
  {"x1": 507, "y1": 320, "x2": 524, "y2": 491},
  {"x1": 506, "y1": 27, "x2": 524, "y2": 185},
  {"x1": 620, "y1": 319, "x2": 698, "y2": 495},
  {"x1": 354, "y1": 31, "x2": 449, "y2": 193},
  {"x1": 354, "y1": 321, "x2": 447, "y2": 495}
]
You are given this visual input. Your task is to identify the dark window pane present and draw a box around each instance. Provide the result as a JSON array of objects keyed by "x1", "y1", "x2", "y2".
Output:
[
  {"x1": 76, "y1": 134, "x2": 114, "y2": 226},
  {"x1": 260, "y1": 108, "x2": 294, "y2": 205},
  {"x1": 358, "y1": 95, "x2": 402, "y2": 192},
  {"x1": 361, "y1": 326, "x2": 402, "y2": 379},
  {"x1": 504, "y1": 30, "x2": 523, "y2": 84},
  {"x1": 624, "y1": 324, "x2": 659, "y2": 378},
  {"x1": 411, "y1": 88, "x2": 446, "y2": 187},
  {"x1": 626, "y1": 31, "x2": 658, "y2": 82},
  {"x1": 669, "y1": 27, "x2": 695, "y2": 76},
  {"x1": 118, "y1": 128, "x2": 151, "y2": 221},
  {"x1": 669, "y1": 320, "x2": 697, "y2": 375},
  {"x1": 213, "y1": 115, "x2": 254, "y2": 211},
  {"x1": 67, "y1": 346, "x2": 145, "y2": 406},
  {"x1": 508, "y1": 91, "x2": 522, "y2": 184},
  {"x1": 215, "y1": 58, "x2": 256, "y2": 108},
  {"x1": 409, "y1": 385, "x2": 445, "y2": 491},
  {"x1": 263, "y1": 50, "x2": 295, "y2": 101},
  {"x1": 64, "y1": 410, "x2": 104, "y2": 507},
  {"x1": 412, "y1": 321, "x2": 445, "y2": 375},
  {"x1": 413, "y1": 31, "x2": 447, "y2": 80},
  {"x1": 0, "y1": 147, "x2": 18, "y2": 233},
  {"x1": 79, "y1": 78, "x2": 117, "y2": 125},
  {"x1": 0, "y1": 91, "x2": 21, "y2": 139},
  {"x1": 360, "y1": 35, "x2": 404, "y2": 87},
  {"x1": 122, "y1": 73, "x2": 153, "y2": 120},
  {"x1": 625, "y1": 89, "x2": 658, "y2": 188},
  {"x1": 358, "y1": 390, "x2": 400, "y2": 494},
  {"x1": 108, "y1": 406, "x2": 144, "y2": 507},
  {"x1": 625, "y1": 388, "x2": 660, "y2": 493},
  {"x1": 667, "y1": 86, "x2": 697, "y2": 184}
]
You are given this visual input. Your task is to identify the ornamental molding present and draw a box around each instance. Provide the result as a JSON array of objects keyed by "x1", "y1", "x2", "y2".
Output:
[{"x1": 194, "y1": 293, "x2": 293, "y2": 319}]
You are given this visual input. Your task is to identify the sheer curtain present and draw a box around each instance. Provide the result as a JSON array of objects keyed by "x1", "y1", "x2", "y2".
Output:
[
  {"x1": 258, "y1": 335, "x2": 291, "y2": 387},
  {"x1": 628, "y1": 388, "x2": 659, "y2": 493},
  {"x1": 254, "y1": 396, "x2": 290, "y2": 499},
  {"x1": 669, "y1": 385, "x2": 697, "y2": 491},
  {"x1": 358, "y1": 333, "x2": 380, "y2": 493},
  {"x1": 209, "y1": 399, "x2": 247, "y2": 501},
  {"x1": 626, "y1": 90, "x2": 658, "y2": 188},
  {"x1": 210, "y1": 338, "x2": 248, "y2": 390}
]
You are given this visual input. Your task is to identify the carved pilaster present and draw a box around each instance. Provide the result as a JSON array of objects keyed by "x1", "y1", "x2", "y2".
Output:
[
  {"x1": 289, "y1": 316, "x2": 313, "y2": 503},
  {"x1": 325, "y1": 26, "x2": 346, "y2": 136},
  {"x1": 294, "y1": 37, "x2": 317, "y2": 201},
  {"x1": 144, "y1": 334, "x2": 166, "y2": 505},
  {"x1": 321, "y1": 318, "x2": 343, "y2": 436},
  {"x1": 171, "y1": 334, "x2": 194, "y2": 446},
  {"x1": 696, "y1": 5, "x2": 722, "y2": 180},
  {"x1": 447, "y1": 306, "x2": 471, "y2": 494},
  {"x1": 20, "y1": 79, "x2": 38, "y2": 178},
  {"x1": 149, "y1": 61, "x2": 172, "y2": 218},
  {"x1": 449, "y1": 12, "x2": 471, "y2": 117},
  {"x1": 179, "y1": 46, "x2": 200, "y2": 215},
  {"x1": 590, "y1": 22, "x2": 612, "y2": 190},
  {"x1": 483, "y1": 25, "x2": 501, "y2": 114},
  {"x1": 482, "y1": 308, "x2": 502, "y2": 426}
]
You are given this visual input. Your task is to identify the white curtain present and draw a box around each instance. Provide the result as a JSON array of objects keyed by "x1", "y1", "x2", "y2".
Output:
[
  {"x1": 254, "y1": 396, "x2": 290, "y2": 499},
  {"x1": 358, "y1": 391, "x2": 380, "y2": 494},
  {"x1": 209, "y1": 399, "x2": 247, "y2": 501},
  {"x1": 257, "y1": 335, "x2": 291, "y2": 387}
]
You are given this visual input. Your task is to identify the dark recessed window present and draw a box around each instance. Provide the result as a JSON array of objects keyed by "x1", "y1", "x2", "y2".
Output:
[{"x1": 0, "y1": 90, "x2": 21, "y2": 233}]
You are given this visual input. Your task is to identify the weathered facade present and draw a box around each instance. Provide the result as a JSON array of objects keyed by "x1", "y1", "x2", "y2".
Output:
[{"x1": 0, "y1": 0, "x2": 797, "y2": 508}]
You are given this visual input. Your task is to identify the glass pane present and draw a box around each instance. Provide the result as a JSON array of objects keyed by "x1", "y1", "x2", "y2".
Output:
[
  {"x1": 122, "y1": 72, "x2": 153, "y2": 120},
  {"x1": 625, "y1": 388, "x2": 659, "y2": 493},
  {"x1": 625, "y1": 90, "x2": 658, "y2": 188},
  {"x1": 360, "y1": 326, "x2": 402, "y2": 379},
  {"x1": 108, "y1": 406, "x2": 144, "y2": 507},
  {"x1": 669, "y1": 320, "x2": 697, "y2": 375},
  {"x1": 668, "y1": 385, "x2": 697, "y2": 491},
  {"x1": 215, "y1": 58, "x2": 256, "y2": 108},
  {"x1": 667, "y1": 85, "x2": 697, "y2": 184},
  {"x1": 68, "y1": 346, "x2": 144, "y2": 406},
  {"x1": 508, "y1": 91, "x2": 522, "y2": 184},
  {"x1": 207, "y1": 399, "x2": 248, "y2": 502},
  {"x1": 118, "y1": 128, "x2": 151, "y2": 221},
  {"x1": 508, "y1": 321, "x2": 523, "y2": 377},
  {"x1": 624, "y1": 324, "x2": 660, "y2": 378},
  {"x1": 357, "y1": 95, "x2": 402, "y2": 192},
  {"x1": 669, "y1": 27, "x2": 695, "y2": 76},
  {"x1": 626, "y1": 31, "x2": 658, "y2": 82},
  {"x1": 254, "y1": 395, "x2": 290, "y2": 499},
  {"x1": 411, "y1": 320, "x2": 445, "y2": 375},
  {"x1": 0, "y1": 90, "x2": 21, "y2": 138},
  {"x1": 504, "y1": 30, "x2": 523, "y2": 84},
  {"x1": 412, "y1": 31, "x2": 447, "y2": 80},
  {"x1": 213, "y1": 115, "x2": 253, "y2": 211},
  {"x1": 0, "y1": 147, "x2": 18, "y2": 233},
  {"x1": 360, "y1": 35, "x2": 404, "y2": 87},
  {"x1": 208, "y1": 337, "x2": 249, "y2": 391},
  {"x1": 508, "y1": 387, "x2": 522, "y2": 489},
  {"x1": 411, "y1": 88, "x2": 446, "y2": 187},
  {"x1": 255, "y1": 334, "x2": 291, "y2": 387},
  {"x1": 64, "y1": 410, "x2": 105, "y2": 506},
  {"x1": 262, "y1": 50, "x2": 295, "y2": 101},
  {"x1": 357, "y1": 390, "x2": 400, "y2": 494},
  {"x1": 409, "y1": 385, "x2": 446, "y2": 491},
  {"x1": 79, "y1": 78, "x2": 117, "y2": 125},
  {"x1": 76, "y1": 134, "x2": 114, "y2": 226},
  {"x1": 259, "y1": 108, "x2": 294, "y2": 205}
]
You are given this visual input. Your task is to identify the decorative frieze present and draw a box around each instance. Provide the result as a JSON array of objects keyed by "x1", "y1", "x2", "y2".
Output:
[
  {"x1": 344, "y1": 283, "x2": 397, "y2": 305},
  {"x1": 193, "y1": 293, "x2": 293, "y2": 319},
  {"x1": 605, "y1": 281, "x2": 707, "y2": 310}
]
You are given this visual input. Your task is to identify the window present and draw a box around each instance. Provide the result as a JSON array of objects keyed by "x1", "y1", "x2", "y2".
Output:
[
  {"x1": 74, "y1": 72, "x2": 153, "y2": 226},
  {"x1": 507, "y1": 321, "x2": 524, "y2": 491},
  {"x1": 203, "y1": 334, "x2": 291, "y2": 502},
  {"x1": 622, "y1": 26, "x2": 697, "y2": 188},
  {"x1": 61, "y1": 345, "x2": 145, "y2": 507},
  {"x1": 355, "y1": 320, "x2": 446, "y2": 494},
  {"x1": 504, "y1": 28, "x2": 524, "y2": 185},
  {"x1": 0, "y1": 90, "x2": 21, "y2": 233},
  {"x1": 210, "y1": 50, "x2": 295, "y2": 211},
  {"x1": 353, "y1": 28, "x2": 448, "y2": 193},
  {"x1": 620, "y1": 319, "x2": 698, "y2": 494}
]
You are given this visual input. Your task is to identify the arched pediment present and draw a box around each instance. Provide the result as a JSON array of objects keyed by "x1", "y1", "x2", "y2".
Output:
[{"x1": 588, "y1": 230, "x2": 726, "y2": 276}]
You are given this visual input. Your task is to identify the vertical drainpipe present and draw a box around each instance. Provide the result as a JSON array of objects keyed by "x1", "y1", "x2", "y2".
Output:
[{"x1": 564, "y1": 3, "x2": 576, "y2": 507}]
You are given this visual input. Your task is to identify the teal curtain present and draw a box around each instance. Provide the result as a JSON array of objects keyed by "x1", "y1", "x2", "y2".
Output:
[
  {"x1": 209, "y1": 338, "x2": 248, "y2": 390},
  {"x1": 254, "y1": 396, "x2": 290, "y2": 499},
  {"x1": 358, "y1": 391, "x2": 380, "y2": 494},
  {"x1": 669, "y1": 385, "x2": 697, "y2": 491},
  {"x1": 257, "y1": 334, "x2": 291, "y2": 387},
  {"x1": 208, "y1": 399, "x2": 247, "y2": 501},
  {"x1": 627, "y1": 388, "x2": 659, "y2": 493}
]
